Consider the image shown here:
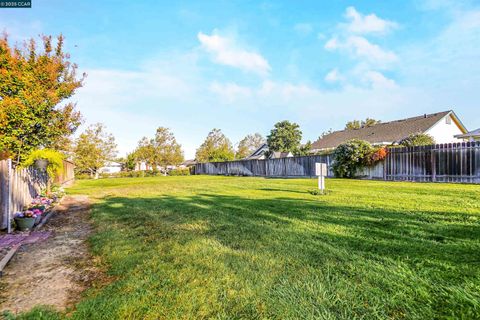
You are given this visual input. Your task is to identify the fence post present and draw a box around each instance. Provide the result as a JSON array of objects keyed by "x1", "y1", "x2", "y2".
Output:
[
  {"x1": 431, "y1": 145, "x2": 437, "y2": 182},
  {"x1": 6, "y1": 159, "x2": 12, "y2": 234}
]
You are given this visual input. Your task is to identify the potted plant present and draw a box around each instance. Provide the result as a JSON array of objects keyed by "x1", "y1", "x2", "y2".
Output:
[
  {"x1": 31, "y1": 209, "x2": 43, "y2": 224},
  {"x1": 14, "y1": 211, "x2": 37, "y2": 231},
  {"x1": 22, "y1": 149, "x2": 64, "y2": 193}
]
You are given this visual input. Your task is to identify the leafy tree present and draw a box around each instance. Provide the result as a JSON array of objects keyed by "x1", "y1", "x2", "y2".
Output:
[
  {"x1": 0, "y1": 34, "x2": 84, "y2": 162},
  {"x1": 267, "y1": 121, "x2": 303, "y2": 154},
  {"x1": 135, "y1": 127, "x2": 184, "y2": 172},
  {"x1": 399, "y1": 133, "x2": 435, "y2": 147},
  {"x1": 124, "y1": 152, "x2": 137, "y2": 171},
  {"x1": 294, "y1": 141, "x2": 312, "y2": 156},
  {"x1": 332, "y1": 139, "x2": 373, "y2": 178},
  {"x1": 196, "y1": 129, "x2": 234, "y2": 162},
  {"x1": 73, "y1": 123, "x2": 117, "y2": 178},
  {"x1": 345, "y1": 118, "x2": 381, "y2": 130},
  {"x1": 135, "y1": 137, "x2": 156, "y2": 169},
  {"x1": 363, "y1": 118, "x2": 381, "y2": 128},
  {"x1": 235, "y1": 133, "x2": 265, "y2": 159},
  {"x1": 345, "y1": 120, "x2": 362, "y2": 130}
]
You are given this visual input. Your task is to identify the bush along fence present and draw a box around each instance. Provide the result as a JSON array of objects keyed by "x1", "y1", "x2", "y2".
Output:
[
  {"x1": 195, "y1": 142, "x2": 480, "y2": 184},
  {"x1": 0, "y1": 159, "x2": 75, "y2": 231}
]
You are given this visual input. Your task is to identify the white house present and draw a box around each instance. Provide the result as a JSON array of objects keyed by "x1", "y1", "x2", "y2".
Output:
[
  {"x1": 98, "y1": 161, "x2": 123, "y2": 174},
  {"x1": 311, "y1": 110, "x2": 468, "y2": 152}
]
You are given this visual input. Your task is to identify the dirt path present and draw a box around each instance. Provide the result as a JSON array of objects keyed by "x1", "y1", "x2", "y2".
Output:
[{"x1": 0, "y1": 195, "x2": 97, "y2": 315}]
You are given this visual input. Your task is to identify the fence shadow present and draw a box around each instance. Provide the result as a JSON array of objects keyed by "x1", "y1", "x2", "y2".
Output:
[{"x1": 93, "y1": 193, "x2": 480, "y2": 269}]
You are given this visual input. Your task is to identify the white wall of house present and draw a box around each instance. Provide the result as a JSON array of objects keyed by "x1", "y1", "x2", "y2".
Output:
[
  {"x1": 99, "y1": 162, "x2": 122, "y2": 173},
  {"x1": 425, "y1": 114, "x2": 465, "y2": 144}
]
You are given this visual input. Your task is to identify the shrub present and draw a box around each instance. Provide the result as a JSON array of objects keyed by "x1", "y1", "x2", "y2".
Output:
[
  {"x1": 365, "y1": 147, "x2": 388, "y2": 166},
  {"x1": 399, "y1": 133, "x2": 435, "y2": 147},
  {"x1": 332, "y1": 139, "x2": 373, "y2": 178},
  {"x1": 169, "y1": 168, "x2": 190, "y2": 176}
]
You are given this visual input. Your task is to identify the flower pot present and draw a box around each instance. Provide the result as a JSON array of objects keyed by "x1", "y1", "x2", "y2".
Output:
[
  {"x1": 35, "y1": 159, "x2": 48, "y2": 170},
  {"x1": 15, "y1": 217, "x2": 36, "y2": 231}
]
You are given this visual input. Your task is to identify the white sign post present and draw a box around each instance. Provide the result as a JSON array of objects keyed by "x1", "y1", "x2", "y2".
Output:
[{"x1": 315, "y1": 163, "x2": 327, "y2": 194}]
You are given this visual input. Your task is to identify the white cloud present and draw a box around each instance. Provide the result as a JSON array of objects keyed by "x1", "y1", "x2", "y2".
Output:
[
  {"x1": 324, "y1": 69, "x2": 344, "y2": 83},
  {"x1": 344, "y1": 6, "x2": 398, "y2": 35},
  {"x1": 294, "y1": 23, "x2": 313, "y2": 36},
  {"x1": 197, "y1": 31, "x2": 271, "y2": 76},
  {"x1": 209, "y1": 82, "x2": 253, "y2": 103},
  {"x1": 325, "y1": 35, "x2": 397, "y2": 66},
  {"x1": 362, "y1": 70, "x2": 397, "y2": 89}
]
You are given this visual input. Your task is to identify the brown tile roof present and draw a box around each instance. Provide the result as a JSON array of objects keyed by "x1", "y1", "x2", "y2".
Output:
[{"x1": 311, "y1": 111, "x2": 452, "y2": 150}]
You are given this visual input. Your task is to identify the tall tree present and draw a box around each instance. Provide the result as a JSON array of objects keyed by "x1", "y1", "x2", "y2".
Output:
[
  {"x1": 235, "y1": 133, "x2": 265, "y2": 159},
  {"x1": 135, "y1": 127, "x2": 184, "y2": 172},
  {"x1": 345, "y1": 118, "x2": 381, "y2": 130},
  {"x1": 124, "y1": 152, "x2": 137, "y2": 171},
  {"x1": 196, "y1": 129, "x2": 234, "y2": 162},
  {"x1": 135, "y1": 137, "x2": 156, "y2": 169},
  {"x1": 267, "y1": 121, "x2": 303, "y2": 154},
  {"x1": 73, "y1": 123, "x2": 117, "y2": 178},
  {"x1": 0, "y1": 34, "x2": 84, "y2": 162}
]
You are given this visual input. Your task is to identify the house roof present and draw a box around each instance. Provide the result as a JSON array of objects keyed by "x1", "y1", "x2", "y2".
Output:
[
  {"x1": 456, "y1": 128, "x2": 480, "y2": 138},
  {"x1": 247, "y1": 143, "x2": 268, "y2": 158},
  {"x1": 311, "y1": 111, "x2": 465, "y2": 150},
  {"x1": 181, "y1": 159, "x2": 197, "y2": 166}
]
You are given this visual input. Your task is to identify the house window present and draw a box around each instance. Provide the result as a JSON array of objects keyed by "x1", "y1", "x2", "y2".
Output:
[{"x1": 446, "y1": 117, "x2": 452, "y2": 125}]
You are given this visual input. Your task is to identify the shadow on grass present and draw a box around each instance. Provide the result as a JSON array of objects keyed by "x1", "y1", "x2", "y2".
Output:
[{"x1": 94, "y1": 193, "x2": 480, "y2": 270}]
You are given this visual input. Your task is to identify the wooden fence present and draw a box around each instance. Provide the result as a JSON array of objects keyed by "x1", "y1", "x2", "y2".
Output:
[
  {"x1": 54, "y1": 160, "x2": 75, "y2": 186},
  {"x1": 0, "y1": 159, "x2": 75, "y2": 231},
  {"x1": 386, "y1": 142, "x2": 480, "y2": 183},
  {"x1": 195, "y1": 142, "x2": 480, "y2": 183},
  {"x1": 0, "y1": 159, "x2": 48, "y2": 231},
  {"x1": 195, "y1": 154, "x2": 334, "y2": 178}
]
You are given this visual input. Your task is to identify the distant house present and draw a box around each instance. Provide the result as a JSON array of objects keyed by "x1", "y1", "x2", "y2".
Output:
[
  {"x1": 179, "y1": 159, "x2": 197, "y2": 168},
  {"x1": 98, "y1": 161, "x2": 122, "y2": 174},
  {"x1": 245, "y1": 143, "x2": 293, "y2": 160},
  {"x1": 455, "y1": 128, "x2": 480, "y2": 142},
  {"x1": 311, "y1": 110, "x2": 468, "y2": 152}
]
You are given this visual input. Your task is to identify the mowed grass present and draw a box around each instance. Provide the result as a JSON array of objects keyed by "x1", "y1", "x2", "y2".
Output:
[{"x1": 32, "y1": 177, "x2": 480, "y2": 319}]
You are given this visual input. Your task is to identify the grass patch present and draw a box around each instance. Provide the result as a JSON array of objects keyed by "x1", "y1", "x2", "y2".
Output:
[{"x1": 26, "y1": 176, "x2": 480, "y2": 318}]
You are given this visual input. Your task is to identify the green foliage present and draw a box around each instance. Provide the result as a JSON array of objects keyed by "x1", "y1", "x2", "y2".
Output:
[
  {"x1": 22, "y1": 149, "x2": 64, "y2": 178},
  {"x1": 267, "y1": 120, "x2": 303, "y2": 154},
  {"x1": 66, "y1": 176, "x2": 480, "y2": 319},
  {"x1": 168, "y1": 168, "x2": 190, "y2": 176},
  {"x1": 345, "y1": 118, "x2": 381, "y2": 130},
  {"x1": 294, "y1": 141, "x2": 312, "y2": 156},
  {"x1": 196, "y1": 128, "x2": 235, "y2": 162},
  {"x1": 73, "y1": 123, "x2": 117, "y2": 177},
  {"x1": 2, "y1": 306, "x2": 62, "y2": 320},
  {"x1": 97, "y1": 168, "x2": 191, "y2": 179},
  {"x1": 332, "y1": 139, "x2": 373, "y2": 178},
  {"x1": 134, "y1": 127, "x2": 184, "y2": 170},
  {"x1": 0, "y1": 34, "x2": 84, "y2": 161},
  {"x1": 399, "y1": 133, "x2": 436, "y2": 147},
  {"x1": 235, "y1": 133, "x2": 265, "y2": 159},
  {"x1": 124, "y1": 153, "x2": 136, "y2": 171}
]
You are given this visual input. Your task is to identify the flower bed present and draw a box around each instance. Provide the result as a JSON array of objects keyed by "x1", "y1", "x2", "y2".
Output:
[{"x1": 13, "y1": 186, "x2": 65, "y2": 231}]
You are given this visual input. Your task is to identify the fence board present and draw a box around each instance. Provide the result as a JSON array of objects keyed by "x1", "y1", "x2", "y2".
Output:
[
  {"x1": 196, "y1": 142, "x2": 480, "y2": 184},
  {"x1": 0, "y1": 160, "x2": 48, "y2": 231}
]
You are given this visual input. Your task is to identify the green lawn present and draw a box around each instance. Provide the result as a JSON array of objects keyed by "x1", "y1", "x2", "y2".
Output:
[{"x1": 20, "y1": 176, "x2": 480, "y2": 319}]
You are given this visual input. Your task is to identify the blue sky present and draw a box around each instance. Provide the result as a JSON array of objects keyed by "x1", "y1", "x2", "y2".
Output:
[{"x1": 2, "y1": 0, "x2": 480, "y2": 158}]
